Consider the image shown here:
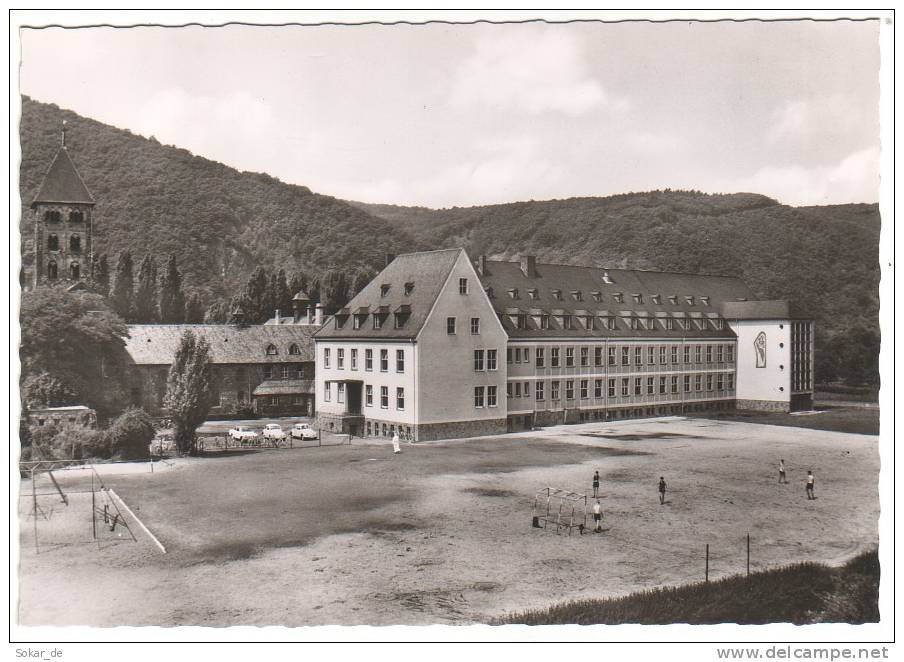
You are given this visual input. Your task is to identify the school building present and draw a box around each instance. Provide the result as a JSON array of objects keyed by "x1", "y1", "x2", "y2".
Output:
[{"x1": 314, "y1": 249, "x2": 813, "y2": 441}]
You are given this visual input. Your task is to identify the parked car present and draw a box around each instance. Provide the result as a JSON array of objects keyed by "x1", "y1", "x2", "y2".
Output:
[
  {"x1": 290, "y1": 423, "x2": 318, "y2": 440},
  {"x1": 228, "y1": 426, "x2": 259, "y2": 443},
  {"x1": 262, "y1": 424, "x2": 287, "y2": 442}
]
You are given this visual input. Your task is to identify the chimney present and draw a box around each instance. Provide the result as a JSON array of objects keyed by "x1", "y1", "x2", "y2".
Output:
[
  {"x1": 520, "y1": 255, "x2": 536, "y2": 278},
  {"x1": 274, "y1": 309, "x2": 280, "y2": 325},
  {"x1": 293, "y1": 301, "x2": 302, "y2": 323},
  {"x1": 315, "y1": 303, "x2": 324, "y2": 326},
  {"x1": 477, "y1": 255, "x2": 488, "y2": 276},
  {"x1": 386, "y1": 253, "x2": 396, "y2": 267},
  {"x1": 307, "y1": 305, "x2": 314, "y2": 325}
]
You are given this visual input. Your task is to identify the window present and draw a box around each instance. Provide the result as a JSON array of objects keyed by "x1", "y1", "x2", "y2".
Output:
[
  {"x1": 238, "y1": 391, "x2": 247, "y2": 404},
  {"x1": 487, "y1": 385, "x2": 498, "y2": 407},
  {"x1": 714, "y1": 319, "x2": 724, "y2": 330},
  {"x1": 508, "y1": 288, "x2": 519, "y2": 300},
  {"x1": 324, "y1": 382, "x2": 331, "y2": 401},
  {"x1": 648, "y1": 346, "x2": 655, "y2": 365},
  {"x1": 338, "y1": 383, "x2": 346, "y2": 404},
  {"x1": 70, "y1": 235, "x2": 81, "y2": 252},
  {"x1": 727, "y1": 373, "x2": 735, "y2": 390},
  {"x1": 551, "y1": 289, "x2": 562, "y2": 300},
  {"x1": 595, "y1": 347, "x2": 603, "y2": 366},
  {"x1": 683, "y1": 345, "x2": 690, "y2": 364},
  {"x1": 507, "y1": 348, "x2": 513, "y2": 364},
  {"x1": 595, "y1": 379, "x2": 603, "y2": 398},
  {"x1": 634, "y1": 377, "x2": 642, "y2": 395},
  {"x1": 270, "y1": 395, "x2": 280, "y2": 406},
  {"x1": 608, "y1": 347, "x2": 616, "y2": 366},
  {"x1": 393, "y1": 349, "x2": 403, "y2": 373},
  {"x1": 634, "y1": 347, "x2": 642, "y2": 365},
  {"x1": 44, "y1": 210, "x2": 61, "y2": 223},
  {"x1": 562, "y1": 315, "x2": 574, "y2": 330},
  {"x1": 474, "y1": 349, "x2": 485, "y2": 371},
  {"x1": 69, "y1": 210, "x2": 83, "y2": 223},
  {"x1": 726, "y1": 346, "x2": 734, "y2": 362},
  {"x1": 377, "y1": 349, "x2": 387, "y2": 372},
  {"x1": 647, "y1": 377, "x2": 655, "y2": 395},
  {"x1": 540, "y1": 314, "x2": 550, "y2": 329},
  {"x1": 337, "y1": 348, "x2": 345, "y2": 369},
  {"x1": 701, "y1": 296, "x2": 711, "y2": 306},
  {"x1": 608, "y1": 379, "x2": 616, "y2": 397},
  {"x1": 683, "y1": 375, "x2": 691, "y2": 393},
  {"x1": 706, "y1": 345, "x2": 713, "y2": 363},
  {"x1": 487, "y1": 349, "x2": 498, "y2": 371},
  {"x1": 706, "y1": 374, "x2": 714, "y2": 391},
  {"x1": 289, "y1": 344, "x2": 301, "y2": 355},
  {"x1": 365, "y1": 385, "x2": 373, "y2": 406},
  {"x1": 281, "y1": 366, "x2": 290, "y2": 379},
  {"x1": 350, "y1": 349, "x2": 358, "y2": 370},
  {"x1": 397, "y1": 387, "x2": 405, "y2": 410},
  {"x1": 565, "y1": 380, "x2": 575, "y2": 400},
  {"x1": 380, "y1": 284, "x2": 391, "y2": 297},
  {"x1": 471, "y1": 317, "x2": 480, "y2": 335},
  {"x1": 380, "y1": 386, "x2": 389, "y2": 409},
  {"x1": 353, "y1": 316, "x2": 363, "y2": 330},
  {"x1": 670, "y1": 345, "x2": 679, "y2": 364},
  {"x1": 671, "y1": 376, "x2": 679, "y2": 394},
  {"x1": 717, "y1": 345, "x2": 724, "y2": 363},
  {"x1": 551, "y1": 347, "x2": 560, "y2": 368},
  {"x1": 605, "y1": 316, "x2": 617, "y2": 330},
  {"x1": 474, "y1": 386, "x2": 485, "y2": 408},
  {"x1": 580, "y1": 347, "x2": 589, "y2": 367},
  {"x1": 695, "y1": 345, "x2": 702, "y2": 363},
  {"x1": 695, "y1": 374, "x2": 702, "y2": 392},
  {"x1": 447, "y1": 317, "x2": 456, "y2": 334},
  {"x1": 566, "y1": 347, "x2": 575, "y2": 367},
  {"x1": 580, "y1": 379, "x2": 589, "y2": 399},
  {"x1": 373, "y1": 315, "x2": 383, "y2": 330},
  {"x1": 621, "y1": 378, "x2": 629, "y2": 396},
  {"x1": 659, "y1": 376, "x2": 667, "y2": 394},
  {"x1": 267, "y1": 344, "x2": 279, "y2": 356},
  {"x1": 365, "y1": 349, "x2": 373, "y2": 371},
  {"x1": 263, "y1": 365, "x2": 273, "y2": 379},
  {"x1": 323, "y1": 348, "x2": 331, "y2": 368},
  {"x1": 514, "y1": 382, "x2": 522, "y2": 397},
  {"x1": 528, "y1": 288, "x2": 539, "y2": 300},
  {"x1": 665, "y1": 318, "x2": 674, "y2": 331},
  {"x1": 296, "y1": 365, "x2": 306, "y2": 379},
  {"x1": 717, "y1": 374, "x2": 724, "y2": 390},
  {"x1": 659, "y1": 346, "x2": 667, "y2": 364},
  {"x1": 70, "y1": 262, "x2": 80, "y2": 280},
  {"x1": 621, "y1": 346, "x2": 630, "y2": 366},
  {"x1": 536, "y1": 347, "x2": 545, "y2": 368},
  {"x1": 404, "y1": 282, "x2": 414, "y2": 296},
  {"x1": 536, "y1": 382, "x2": 545, "y2": 400},
  {"x1": 551, "y1": 381, "x2": 560, "y2": 400},
  {"x1": 507, "y1": 383, "x2": 512, "y2": 398},
  {"x1": 47, "y1": 234, "x2": 58, "y2": 251},
  {"x1": 459, "y1": 278, "x2": 469, "y2": 294}
]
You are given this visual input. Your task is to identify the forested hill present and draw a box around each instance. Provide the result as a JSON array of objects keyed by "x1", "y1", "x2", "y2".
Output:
[
  {"x1": 352, "y1": 193, "x2": 881, "y2": 384},
  {"x1": 19, "y1": 97, "x2": 417, "y2": 302}
]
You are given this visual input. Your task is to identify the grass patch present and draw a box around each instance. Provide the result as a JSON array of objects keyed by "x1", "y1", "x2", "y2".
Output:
[
  {"x1": 688, "y1": 407, "x2": 879, "y2": 436},
  {"x1": 495, "y1": 549, "x2": 879, "y2": 625}
]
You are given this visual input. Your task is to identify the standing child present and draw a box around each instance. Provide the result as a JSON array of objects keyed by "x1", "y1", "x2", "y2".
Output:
[
  {"x1": 658, "y1": 476, "x2": 667, "y2": 505},
  {"x1": 592, "y1": 470, "x2": 600, "y2": 498},
  {"x1": 806, "y1": 470, "x2": 815, "y2": 499},
  {"x1": 592, "y1": 500, "x2": 603, "y2": 533},
  {"x1": 779, "y1": 459, "x2": 787, "y2": 484},
  {"x1": 392, "y1": 433, "x2": 401, "y2": 454}
]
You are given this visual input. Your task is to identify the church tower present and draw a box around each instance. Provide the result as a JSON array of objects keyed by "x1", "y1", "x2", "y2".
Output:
[{"x1": 31, "y1": 121, "x2": 95, "y2": 288}]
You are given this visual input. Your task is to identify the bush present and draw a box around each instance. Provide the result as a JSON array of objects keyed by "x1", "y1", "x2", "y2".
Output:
[
  {"x1": 23, "y1": 421, "x2": 109, "y2": 461},
  {"x1": 106, "y1": 407, "x2": 154, "y2": 460}
]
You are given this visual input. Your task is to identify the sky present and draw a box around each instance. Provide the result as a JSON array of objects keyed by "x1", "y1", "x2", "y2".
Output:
[{"x1": 18, "y1": 19, "x2": 881, "y2": 208}]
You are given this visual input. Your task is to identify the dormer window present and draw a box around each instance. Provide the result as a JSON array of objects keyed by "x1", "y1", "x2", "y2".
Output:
[
  {"x1": 685, "y1": 296, "x2": 695, "y2": 306},
  {"x1": 289, "y1": 344, "x2": 301, "y2": 355},
  {"x1": 353, "y1": 315, "x2": 363, "y2": 330},
  {"x1": 632, "y1": 293, "x2": 643, "y2": 304},
  {"x1": 604, "y1": 316, "x2": 617, "y2": 330},
  {"x1": 380, "y1": 284, "x2": 391, "y2": 297},
  {"x1": 700, "y1": 296, "x2": 711, "y2": 306},
  {"x1": 665, "y1": 318, "x2": 674, "y2": 331},
  {"x1": 583, "y1": 315, "x2": 593, "y2": 329},
  {"x1": 714, "y1": 318, "x2": 724, "y2": 330},
  {"x1": 562, "y1": 315, "x2": 574, "y2": 330},
  {"x1": 485, "y1": 286, "x2": 494, "y2": 298},
  {"x1": 551, "y1": 289, "x2": 562, "y2": 300},
  {"x1": 571, "y1": 290, "x2": 582, "y2": 301},
  {"x1": 527, "y1": 288, "x2": 539, "y2": 300},
  {"x1": 373, "y1": 315, "x2": 383, "y2": 330},
  {"x1": 613, "y1": 293, "x2": 624, "y2": 304},
  {"x1": 651, "y1": 294, "x2": 661, "y2": 305},
  {"x1": 516, "y1": 314, "x2": 528, "y2": 330},
  {"x1": 404, "y1": 282, "x2": 414, "y2": 296},
  {"x1": 540, "y1": 314, "x2": 550, "y2": 329},
  {"x1": 629, "y1": 317, "x2": 640, "y2": 330},
  {"x1": 668, "y1": 295, "x2": 678, "y2": 305},
  {"x1": 266, "y1": 344, "x2": 278, "y2": 356},
  {"x1": 591, "y1": 291, "x2": 602, "y2": 302},
  {"x1": 601, "y1": 271, "x2": 614, "y2": 284},
  {"x1": 508, "y1": 288, "x2": 519, "y2": 299}
]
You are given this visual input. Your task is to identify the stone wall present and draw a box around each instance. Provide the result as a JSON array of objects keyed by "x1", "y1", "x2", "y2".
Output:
[{"x1": 736, "y1": 398, "x2": 790, "y2": 413}]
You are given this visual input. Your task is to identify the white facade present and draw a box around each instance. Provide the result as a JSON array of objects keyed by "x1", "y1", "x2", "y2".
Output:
[{"x1": 729, "y1": 320, "x2": 793, "y2": 409}]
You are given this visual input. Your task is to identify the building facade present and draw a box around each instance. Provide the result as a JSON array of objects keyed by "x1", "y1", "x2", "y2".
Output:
[
  {"x1": 315, "y1": 250, "x2": 814, "y2": 441},
  {"x1": 30, "y1": 123, "x2": 95, "y2": 289}
]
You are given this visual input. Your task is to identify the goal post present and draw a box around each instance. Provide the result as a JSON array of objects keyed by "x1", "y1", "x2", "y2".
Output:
[{"x1": 532, "y1": 487, "x2": 588, "y2": 535}]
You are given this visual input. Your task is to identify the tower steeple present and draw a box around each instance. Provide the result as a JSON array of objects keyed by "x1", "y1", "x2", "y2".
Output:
[{"x1": 31, "y1": 121, "x2": 95, "y2": 289}]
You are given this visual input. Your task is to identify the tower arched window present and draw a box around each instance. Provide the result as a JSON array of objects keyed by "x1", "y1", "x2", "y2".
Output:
[
  {"x1": 46, "y1": 260, "x2": 58, "y2": 280},
  {"x1": 70, "y1": 262, "x2": 80, "y2": 280},
  {"x1": 44, "y1": 210, "x2": 61, "y2": 223},
  {"x1": 266, "y1": 344, "x2": 278, "y2": 356},
  {"x1": 69, "y1": 210, "x2": 83, "y2": 224},
  {"x1": 47, "y1": 234, "x2": 59, "y2": 251},
  {"x1": 289, "y1": 344, "x2": 301, "y2": 355},
  {"x1": 70, "y1": 235, "x2": 81, "y2": 252}
]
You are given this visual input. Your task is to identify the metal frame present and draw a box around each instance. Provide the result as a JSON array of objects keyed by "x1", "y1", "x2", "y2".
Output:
[{"x1": 532, "y1": 487, "x2": 588, "y2": 535}]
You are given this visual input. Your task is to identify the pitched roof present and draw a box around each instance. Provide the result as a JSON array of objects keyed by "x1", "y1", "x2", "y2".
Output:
[
  {"x1": 31, "y1": 147, "x2": 95, "y2": 206},
  {"x1": 124, "y1": 324, "x2": 317, "y2": 365},
  {"x1": 252, "y1": 379, "x2": 315, "y2": 396},
  {"x1": 720, "y1": 300, "x2": 811, "y2": 321},
  {"x1": 477, "y1": 258, "x2": 755, "y2": 339},
  {"x1": 315, "y1": 248, "x2": 462, "y2": 340}
]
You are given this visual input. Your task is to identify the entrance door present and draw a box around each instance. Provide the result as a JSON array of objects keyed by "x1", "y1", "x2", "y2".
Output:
[{"x1": 347, "y1": 382, "x2": 363, "y2": 415}]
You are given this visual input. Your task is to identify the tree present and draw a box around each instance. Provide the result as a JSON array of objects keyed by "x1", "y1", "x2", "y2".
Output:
[
  {"x1": 91, "y1": 253, "x2": 110, "y2": 297},
  {"x1": 352, "y1": 268, "x2": 376, "y2": 297},
  {"x1": 203, "y1": 299, "x2": 231, "y2": 324},
  {"x1": 20, "y1": 286, "x2": 130, "y2": 416},
  {"x1": 109, "y1": 251, "x2": 134, "y2": 320},
  {"x1": 184, "y1": 292, "x2": 205, "y2": 324},
  {"x1": 288, "y1": 271, "x2": 309, "y2": 298},
  {"x1": 22, "y1": 371, "x2": 77, "y2": 408},
  {"x1": 321, "y1": 270, "x2": 350, "y2": 313},
  {"x1": 133, "y1": 254, "x2": 159, "y2": 323},
  {"x1": 106, "y1": 407, "x2": 154, "y2": 460},
  {"x1": 273, "y1": 268, "x2": 292, "y2": 316},
  {"x1": 158, "y1": 254, "x2": 186, "y2": 323},
  {"x1": 163, "y1": 330, "x2": 213, "y2": 455},
  {"x1": 242, "y1": 267, "x2": 270, "y2": 323}
]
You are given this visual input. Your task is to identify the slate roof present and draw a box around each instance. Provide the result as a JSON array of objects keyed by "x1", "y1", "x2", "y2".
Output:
[
  {"x1": 125, "y1": 325, "x2": 317, "y2": 365},
  {"x1": 31, "y1": 147, "x2": 95, "y2": 206},
  {"x1": 252, "y1": 379, "x2": 315, "y2": 396},
  {"x1": 477, "y1": 259, "x2": 756, "y2": 339},
  {"x1": 720, "y1": 300, "x2": 811, "y2": 321},
  {"x1": 315, "y1": 248, "x2": 462, "y2": 340}
]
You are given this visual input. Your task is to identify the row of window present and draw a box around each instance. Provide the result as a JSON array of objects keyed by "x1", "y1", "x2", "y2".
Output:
[
  {"x1": 511, "y1": 343, "x2": 735, "y2": 368},
  {"x1": 261, "y1": 364, "x2": 307, "y2": 380},
  {"x1": 45, "y1": 234, "x2": 82, "y2": 252},
  {"x1": 323, "y1": 383, "x2": 407, "y2": 410},
  {"x1": 509, "y1": 312, "x2": 724, "y2": 332},
  {"x1": 44, "y1": 260, "x2": 80, "y2": 281},
  {"x1": 446, "y1": 316, "x2": 482, "y2": 335},
  {"x1": 323, "y1": 347, "x2": 405, "y2": 373},
  {"x1": 508, "y1": 373, "x2": 736, "y2": 401},
  {"x1": 265, "y1": 343, "x2": 304, "y2": 356},
  {"x1": 503, "y1": 288, "x2": 711, "y2": 307},
  {"x1": 473, "y1": 385, "x2": 499, "y2": 408},
  {"x1": 42, "y1": 210, "x2": 84, "y2": 224}
]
